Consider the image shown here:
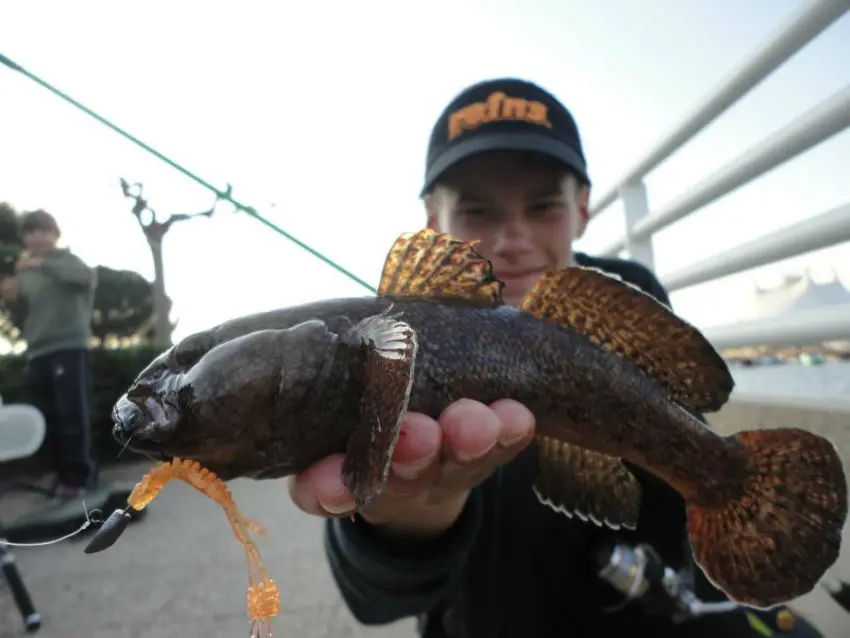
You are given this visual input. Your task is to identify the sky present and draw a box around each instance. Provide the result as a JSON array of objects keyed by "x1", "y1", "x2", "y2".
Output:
[{"x1": 1, "y1": 0, "x2": 848, "y2": 342}]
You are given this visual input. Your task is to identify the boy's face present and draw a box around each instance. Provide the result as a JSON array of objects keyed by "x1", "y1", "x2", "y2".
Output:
[
  {"x1": 426, "y1": 151, "x2": 590, "y2": 307},
  {"x1": 22, "y1": 228, "x2": 59, "y2": 256}
]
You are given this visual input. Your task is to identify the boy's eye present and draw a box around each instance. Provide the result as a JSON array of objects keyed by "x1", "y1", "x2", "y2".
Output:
[{"x1": 529, "y1": 200, "x2": 562, "y2": 215}]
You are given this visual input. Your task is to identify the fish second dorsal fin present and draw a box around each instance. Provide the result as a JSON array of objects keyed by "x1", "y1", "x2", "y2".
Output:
[
  {"x1": 378, "y1": 229, "x2": 504, "y2": 306},
  {"x1": 519, "y1": 266, "x2": 734, "y2": 413}
]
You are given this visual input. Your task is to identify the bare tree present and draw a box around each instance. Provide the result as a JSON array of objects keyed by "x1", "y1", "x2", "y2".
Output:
[{"x1": 119, "y1": 178, "x2": 231, "y2": 348}]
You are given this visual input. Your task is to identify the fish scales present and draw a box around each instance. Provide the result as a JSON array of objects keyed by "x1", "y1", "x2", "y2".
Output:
[
  {"x1": 142, "y1": 295, "x2": 737, "y2": 496},
  {"x1": 104, "y1": 229, "x2": 846, "y2": 614}
]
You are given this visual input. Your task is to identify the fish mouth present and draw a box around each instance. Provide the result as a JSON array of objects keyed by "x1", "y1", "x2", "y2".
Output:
[{"x1": 111, "y1": 390, "x2": 181, "y2": 454}]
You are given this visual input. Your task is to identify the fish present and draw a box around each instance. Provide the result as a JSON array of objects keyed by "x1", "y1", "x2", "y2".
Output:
[{"x1": 111, "y1": 228, "x2": 847, "y2": 610}]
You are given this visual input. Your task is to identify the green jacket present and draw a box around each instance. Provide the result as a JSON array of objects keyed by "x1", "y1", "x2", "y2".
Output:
[{"x1": 16, "y1": 248, "x2": 97, "y2": 359}]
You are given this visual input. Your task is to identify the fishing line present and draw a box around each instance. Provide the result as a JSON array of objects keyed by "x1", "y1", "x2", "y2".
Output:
[
  {"x1": 116, "y1": 430, "x2": 137, "y2": 459},
  {"x1": 0, "y1": 51, "x2": 377, "y2": 294},
  {"x1": 0, "y1": 500, "x2": 104, "y2": 547}
]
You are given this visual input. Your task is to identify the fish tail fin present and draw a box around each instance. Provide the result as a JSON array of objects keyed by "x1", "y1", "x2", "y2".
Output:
[{"x1": 686, "y1": 427, "x2": 848, "y2": 609}]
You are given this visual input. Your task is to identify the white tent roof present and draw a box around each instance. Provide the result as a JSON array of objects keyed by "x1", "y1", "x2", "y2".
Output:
[{"x1": 738, "y1": 269, "x2": 850, "y2": 323}]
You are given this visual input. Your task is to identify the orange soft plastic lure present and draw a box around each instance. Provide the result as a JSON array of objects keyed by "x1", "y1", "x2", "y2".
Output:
[{"x1": 87, "y1": 458, "x2": 280, "y2": 637}]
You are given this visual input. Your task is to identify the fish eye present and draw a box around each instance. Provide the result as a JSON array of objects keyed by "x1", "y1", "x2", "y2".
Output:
[{"x1": 169, "y1": 331, "x2": 216, "y2": 370}]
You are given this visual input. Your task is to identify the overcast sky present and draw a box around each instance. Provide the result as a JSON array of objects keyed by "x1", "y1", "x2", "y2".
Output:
[{"x1": 1, "y1": 0, "x2": 848, "y2": 340}]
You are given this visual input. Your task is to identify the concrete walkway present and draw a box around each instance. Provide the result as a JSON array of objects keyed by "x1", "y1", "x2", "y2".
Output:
[
  {"x1": 0, "y1": 400, "x2": 847, "y2": 637},
  {"x1": 0, "y1": 463, "x2": 415, "y2": 638}
]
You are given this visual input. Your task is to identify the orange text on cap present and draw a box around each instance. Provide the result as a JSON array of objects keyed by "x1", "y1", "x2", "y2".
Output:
[{"x1": 448, "y1": 91, "x2": 553, "y2": 141}]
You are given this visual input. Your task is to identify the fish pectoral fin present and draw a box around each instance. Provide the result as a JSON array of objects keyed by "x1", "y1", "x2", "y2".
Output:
[
  {"x1": 519, "y1": 267, "x2": 734, "y2": 413},
  {"x1": 341, "y1": 312, "x2": 420, "y2": 508},
  {"x1": 377, "y1": 229, "x2": 504, "y2": 305},
  {"x1": 533, "y1": 434, "x2": 642, "y2": 530}
]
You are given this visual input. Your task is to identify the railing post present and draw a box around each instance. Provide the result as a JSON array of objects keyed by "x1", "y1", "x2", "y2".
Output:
[{"x1": 620, "y1": 182, "x2": 655, "y2": 269}]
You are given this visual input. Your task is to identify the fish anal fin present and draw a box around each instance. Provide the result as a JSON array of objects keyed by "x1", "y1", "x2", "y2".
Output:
[
  {"x1": 377, "y1": 229, "x2": 504, "y2": 305},
  {"x1": 340, "y1": 311, "x2": 419, "y2": 507},
  {"x1": 519, "y1": 267, "x2": 734, "y2": 413},
  {"x1": 532, "y1": 434, "x2": 641, "y2": 530}
]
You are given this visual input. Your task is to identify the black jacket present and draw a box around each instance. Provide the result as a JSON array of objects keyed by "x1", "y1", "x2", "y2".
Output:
[{"x1": 323, "y1": 254, "x2": 812, "y2": 638}]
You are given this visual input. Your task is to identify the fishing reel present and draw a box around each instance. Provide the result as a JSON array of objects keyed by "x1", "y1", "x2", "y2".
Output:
[
  {"x1": 595, "y1": 539, "x2": 735, "y2": 623},
  {"x1": 595, "y1": 540, "x2": 850, "y2": 626}
]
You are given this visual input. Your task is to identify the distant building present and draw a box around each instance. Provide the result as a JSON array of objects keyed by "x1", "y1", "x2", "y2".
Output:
[
  {"x1": 738, "y1": 269, "x2": 850, "y2": 323},
  {"x1": 724, "y1": 269, "x2": 850, "y2": 360}
]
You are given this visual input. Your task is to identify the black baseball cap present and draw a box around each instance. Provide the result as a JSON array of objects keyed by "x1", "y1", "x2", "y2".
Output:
[{"x1": 421, "y1": 78, "x2": 590, "y2": 196}]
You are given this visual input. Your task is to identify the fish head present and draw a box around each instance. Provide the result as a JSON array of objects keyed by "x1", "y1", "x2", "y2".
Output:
[
  {"x1": 112, "y1": 321, "x2": 342, "y2": 468},
  {"x1": 112, "y1": 381, "x2": 181, "y2": 448},
  {"x1": 110, "y1": 336, "x2": 204, "y2": 456}
]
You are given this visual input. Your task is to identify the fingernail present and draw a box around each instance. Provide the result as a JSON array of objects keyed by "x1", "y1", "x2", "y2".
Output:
[
  {"x1": 319, "y1": 500, "x2": 354, "y2": 516},
  {"x1": 456, "y1": 439, "x2": 496, "y2": 464},
  {"x1": 500, "y1": 429, "x2": 530, "y2": 447},
  {"x1": 393, "y1": 451, "x2": 437, "y2": 480}
]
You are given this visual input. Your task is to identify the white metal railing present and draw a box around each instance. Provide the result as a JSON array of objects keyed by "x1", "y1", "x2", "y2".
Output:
[
  {"x1": 588, "y1": 0, "x2": 850, "y2": 359},
  {"x1": 662, "y1": 203, "x2": 850, "y2": 292},
  {"x1": 597, "y1": 85, "x2": 850, "y2": 258},
  {"x1": 702, "y1": 304, "x2": 850, "y2": 351}
]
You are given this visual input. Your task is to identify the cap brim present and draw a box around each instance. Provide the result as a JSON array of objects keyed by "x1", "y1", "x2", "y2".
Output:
[{"x1": 421, "y1": 131, "x2": 590, "y2": 196}]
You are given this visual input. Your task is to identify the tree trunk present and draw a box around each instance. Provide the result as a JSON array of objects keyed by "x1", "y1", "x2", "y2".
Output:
[{"x1": 147, "y1": 237, "x2": 173, "y2": 349}]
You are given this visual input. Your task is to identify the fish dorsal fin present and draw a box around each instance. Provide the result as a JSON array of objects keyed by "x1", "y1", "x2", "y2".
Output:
[
  {"x1": 378, "y1": 229, "x2": 504, "y2": 306},
  {"x1": 519, "y1": 266, "x2": 734, "y2": 413}
]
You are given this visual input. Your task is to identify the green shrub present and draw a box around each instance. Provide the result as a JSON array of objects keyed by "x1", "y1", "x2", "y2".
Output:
[{"x1": 0, "y1": 345, "x2": 164, "y2": 467}]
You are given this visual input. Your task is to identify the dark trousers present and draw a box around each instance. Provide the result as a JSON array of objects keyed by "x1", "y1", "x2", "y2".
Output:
[{"x1": 26, "y1": 348, "x2": 98, "y2": 488}]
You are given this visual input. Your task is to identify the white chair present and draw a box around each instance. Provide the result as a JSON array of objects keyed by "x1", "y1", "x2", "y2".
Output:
[
  {"x1": 0, "y1": 399, "x2": 44, "y2": 632},
  {"x1": 0, "y1": 402, "x2": 46, "y2": 464}
]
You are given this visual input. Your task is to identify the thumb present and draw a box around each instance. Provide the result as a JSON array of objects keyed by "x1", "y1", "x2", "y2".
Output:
[{"x1": 288, "y1": 455, "x2": 355, "y2": 518}]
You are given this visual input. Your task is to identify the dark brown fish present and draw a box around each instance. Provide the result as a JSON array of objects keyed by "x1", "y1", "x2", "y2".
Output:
[{"x1": 112, "y1": 229, "x2": 847, "y2": 610}]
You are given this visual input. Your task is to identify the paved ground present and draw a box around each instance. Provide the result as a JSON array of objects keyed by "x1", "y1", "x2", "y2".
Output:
[
  {"x1": 0, "y1": 401, "x2": 847, "y2": 638},
  {"x1": 0, "y1": 467, "x2": 416, "y2": 638}
]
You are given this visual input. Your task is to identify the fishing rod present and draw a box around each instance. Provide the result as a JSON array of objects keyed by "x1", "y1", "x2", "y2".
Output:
[{"x1": 0, "y1": 51, "x2": 377, "y2": 294}]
